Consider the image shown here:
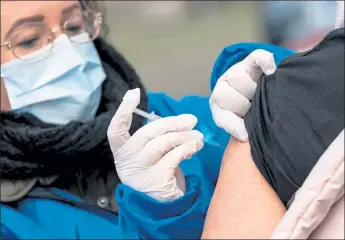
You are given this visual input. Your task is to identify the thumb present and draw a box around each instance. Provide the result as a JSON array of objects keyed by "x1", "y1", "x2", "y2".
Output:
[
  {"x1": 243, "y1": 49, "x2": 277, "y2": 81},
  {"x1": 211, "y1": 104, "x2": 248, "y2": 142},
  {"x1": 107, "y1": 88, "x2": 140, "y2": 151}
]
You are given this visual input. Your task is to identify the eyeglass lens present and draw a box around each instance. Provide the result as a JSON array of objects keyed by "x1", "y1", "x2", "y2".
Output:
[{"x1": 7, "y1": 11, "x2": 101, "y2": 60}]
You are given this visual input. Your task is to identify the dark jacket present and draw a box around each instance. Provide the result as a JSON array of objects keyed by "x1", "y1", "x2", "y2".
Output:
[{"x1": 245, "y1": 28, "x2": 344, "y2": 205}]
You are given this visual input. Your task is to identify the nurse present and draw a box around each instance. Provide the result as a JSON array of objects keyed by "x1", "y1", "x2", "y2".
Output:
[
  {"x1": 0, "y1": 0, "x2": 294, "y2": 238},
  {"x1": 0, "y1": 1, "x2": 226, "y2": 238}
]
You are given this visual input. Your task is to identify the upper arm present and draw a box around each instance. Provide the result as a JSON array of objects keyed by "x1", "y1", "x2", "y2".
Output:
[
  {"x1": 244, "y1": 29, "x2": 344, "y2": 204},
  {"x1": 202, "y1": 138, "x2": 286, "y2": 239}
]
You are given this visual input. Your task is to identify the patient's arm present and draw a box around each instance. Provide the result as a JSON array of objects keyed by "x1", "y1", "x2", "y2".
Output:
[{"x1": 202, "y1": 138, "x2": 286, "y2": 239}]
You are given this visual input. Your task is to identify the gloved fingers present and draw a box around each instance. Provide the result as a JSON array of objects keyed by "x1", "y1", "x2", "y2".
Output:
[
  {"x1": 210, "y1": 103, "x2": 248, "y2": 141},
  {"x1": 157, "y1": 141, "x2": 204, "y2": 171},
  {"x1": 220, "y1": 65, "x2": 258, "y2": 100},
  {"x1": 243, "y1": 49, "x2": 277, "y2": 81},
  {"x1": 174, "y1": 167, "x2": 186, "y2": 193},
  {"x1": 107, "y1": 88, "x2": 140, "y2": 151},
  {"x1": 127, "y1": 114, "x2": 198, "y2": 149},
  {"x1": 210, "y1": 80, "x2": 251, "y2": 117},
  {"x1": 138, "y1": 130, "x2": 204, "y2": 166}
]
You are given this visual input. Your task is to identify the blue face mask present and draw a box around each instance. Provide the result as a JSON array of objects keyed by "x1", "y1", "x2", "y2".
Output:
[{"x1": 0, "y1": 33, "x2": 106, "y2": 125}]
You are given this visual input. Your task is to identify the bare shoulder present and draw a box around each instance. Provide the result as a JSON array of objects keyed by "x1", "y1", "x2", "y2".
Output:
[{"x1": 202, "y1": 138, "x2": 286, "y2": 239}]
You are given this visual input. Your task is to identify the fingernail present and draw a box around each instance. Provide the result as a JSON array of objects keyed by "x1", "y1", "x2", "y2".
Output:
[
  {"x1": 196, "y1": 141, "x2": 204, "y2": 151},
  {"x1": 123, "y1": 88, "x2": 140, "y2": 102},
  {"x1": 199, "y1": 132, "x2": 204, "y2": 140},
  {"x1": 192, "y1": 130, "x2": 204, "y2": 140}
]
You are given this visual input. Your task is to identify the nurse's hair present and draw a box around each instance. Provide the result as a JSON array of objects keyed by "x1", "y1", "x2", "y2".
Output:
[{"x1": 79, "y1": 0, "x2": 109, "y2": 39}]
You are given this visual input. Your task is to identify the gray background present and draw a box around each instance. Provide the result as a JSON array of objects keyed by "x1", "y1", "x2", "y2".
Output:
[{"x1": 103, "y1": 1, "x2": 263, "y2": 98}]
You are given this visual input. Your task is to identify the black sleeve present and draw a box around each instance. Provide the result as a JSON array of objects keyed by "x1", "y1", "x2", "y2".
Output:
[{"x1": 244, "y1": 28, "x2": 344, "y2": 205}]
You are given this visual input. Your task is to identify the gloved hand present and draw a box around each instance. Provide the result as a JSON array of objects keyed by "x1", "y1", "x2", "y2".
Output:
[
  {"x1": 335, "y1": 0, "x2": 344, "y2": 29},
  {"x1": 209, "y1": 49, "x2": 277, "y2": 142},
  {"x1": 107, "y1": 88, "x2": 204, "y2": 202}
]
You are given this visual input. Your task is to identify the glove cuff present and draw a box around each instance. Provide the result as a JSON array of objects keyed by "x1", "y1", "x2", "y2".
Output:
[{"x1": 116, "y1": 175, "x2": 201, "y2": 218}]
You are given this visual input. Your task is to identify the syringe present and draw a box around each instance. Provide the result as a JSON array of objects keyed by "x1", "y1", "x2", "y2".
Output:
[
  {"x1": 134, "y1": 108, "x2": 224, "y2": 148},
  {"x1": 133, "y1": 108, "x2": 162, "y2": 122}
]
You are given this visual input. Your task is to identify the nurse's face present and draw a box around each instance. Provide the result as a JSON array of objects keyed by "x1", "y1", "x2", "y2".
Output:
[{"x1": 0, "y1": 1, "x2": 81, "y2": 111}]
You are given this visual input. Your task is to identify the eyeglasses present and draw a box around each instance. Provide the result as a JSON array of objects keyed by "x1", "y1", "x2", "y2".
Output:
[{"x1": 0, "y1": 11, "x2": 102, "y2": 61}]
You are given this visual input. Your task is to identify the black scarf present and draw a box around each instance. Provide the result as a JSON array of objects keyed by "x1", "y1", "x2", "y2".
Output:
[{"x1": 0, "y1": 38, "x2": 147, "y2": 182}]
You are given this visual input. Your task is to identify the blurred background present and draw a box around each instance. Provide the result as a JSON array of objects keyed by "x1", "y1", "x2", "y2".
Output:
[{"x1": 103, "y1": 1, "x2": 337, "y2": 98}]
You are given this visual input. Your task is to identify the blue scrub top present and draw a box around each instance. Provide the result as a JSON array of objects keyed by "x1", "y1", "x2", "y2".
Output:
[{"x1": 0, "y1": 43, "x2": 294, "y2": 239}]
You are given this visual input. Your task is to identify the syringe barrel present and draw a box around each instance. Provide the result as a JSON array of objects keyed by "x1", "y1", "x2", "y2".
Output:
[{"x1": 134, "y1": 108, "x2": 162, "y2": 122}]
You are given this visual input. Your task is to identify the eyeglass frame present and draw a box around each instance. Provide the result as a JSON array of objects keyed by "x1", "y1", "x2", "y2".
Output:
[{"x1": 0, "y1": 11, "x2": 103, "y2": 61}]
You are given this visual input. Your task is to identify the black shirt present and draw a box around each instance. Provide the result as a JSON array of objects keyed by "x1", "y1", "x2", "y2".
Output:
[{"x1": 244, "y1": 28, "x2": 344, "y2": 205}]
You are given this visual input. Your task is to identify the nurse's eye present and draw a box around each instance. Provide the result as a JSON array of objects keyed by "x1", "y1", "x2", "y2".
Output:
[
  {"x1": 17, "y1": 37, "x2": 40, "y2": 49},
  {"x1": 65, "y1": 25, "x2": 83, "y2": 34},
  {"x1": 64, "y1": 14, "x2": 85, "y2": 36},
  {"x1": 10, "y1": 26, "x2": 44, "y2": 50}
]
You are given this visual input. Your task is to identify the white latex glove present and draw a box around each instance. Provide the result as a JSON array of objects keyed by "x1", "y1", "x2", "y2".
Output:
[
  {"x1": 335, "y1": 0, "x2": 344, "y2": 29},
  {"x1": 107, "y1": 88, "x2": 204, "y2": 202},
  {"x1": 210, "y1": 49, "x2": 277, "y2": 142}
]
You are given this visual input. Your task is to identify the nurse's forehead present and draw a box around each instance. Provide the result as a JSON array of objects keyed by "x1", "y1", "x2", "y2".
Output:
[{"x1": 1, "y1": 1, "x2": 79, "y2": 30}]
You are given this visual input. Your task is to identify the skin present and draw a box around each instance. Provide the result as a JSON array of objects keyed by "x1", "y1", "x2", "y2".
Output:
[
  {"x1": 0, "y1": 1, "x2": 80, "y2": 111},
  {"x1": 1, "y1": 1, "x2": 285, "y2": 236},
  {"x1": 202, "y1": 3, "x2": 343, "y2": 237},
  {"x1": 202, "y1": 138, "x2": 286, "y2": 239}
]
